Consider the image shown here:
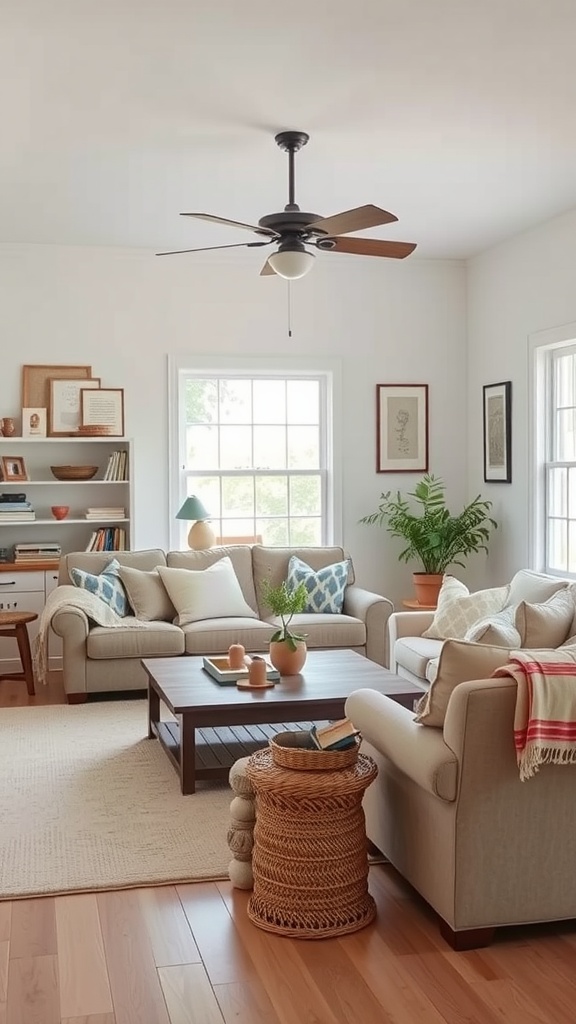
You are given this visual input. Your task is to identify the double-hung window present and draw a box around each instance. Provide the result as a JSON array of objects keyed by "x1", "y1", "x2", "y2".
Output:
[
  {"x1": 169, "y1": 358, "x2": 340, "y2": 549},
  {"x1": 544, "y1": 343, "x2": 576, "y2": 574}
]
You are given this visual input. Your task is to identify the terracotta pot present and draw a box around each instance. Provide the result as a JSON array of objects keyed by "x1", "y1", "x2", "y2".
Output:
[
  {"x1": 412, "y1": 572, "x2": 443, "y2": 607},
  {"x1": 268, "y1": 639, "x2": 307, "y2": 675}
]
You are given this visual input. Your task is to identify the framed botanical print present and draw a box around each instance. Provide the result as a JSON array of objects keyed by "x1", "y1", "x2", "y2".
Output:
[
  {"x1": 376, "y1": 383, "x2": 429, "y2": 473},
  {"x1": 483, "y1": 381, "x2": 512, "y2": 483}
]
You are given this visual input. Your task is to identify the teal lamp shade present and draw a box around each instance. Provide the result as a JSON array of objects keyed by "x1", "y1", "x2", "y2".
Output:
[{"x1": 176, "y1": 495, "x2": 216, "y2": 550}]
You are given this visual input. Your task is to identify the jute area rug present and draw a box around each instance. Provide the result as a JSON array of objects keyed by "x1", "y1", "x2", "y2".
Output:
[{"x1": 0, "y1": 700, "x2": 232, "y2": 900}]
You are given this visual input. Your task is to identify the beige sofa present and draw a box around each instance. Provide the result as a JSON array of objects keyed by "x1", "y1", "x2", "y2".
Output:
[
  {"x1": 344, "y1": 567, "x2": 576, "y2": 948},
  {"x1": 346, "y1": 677, "x2": 576, "y2": 949},
  {"x1": 52, "y1": 544, "x2": 393, "y2": 702}
]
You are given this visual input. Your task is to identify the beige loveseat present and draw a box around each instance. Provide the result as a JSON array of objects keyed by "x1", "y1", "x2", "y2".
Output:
[
  {"x1": 345, "y1": 567, "x2": 576, "y2": 948},
  {"x1": 52, "y1": 544, "x2": 393, "y2": 702}
]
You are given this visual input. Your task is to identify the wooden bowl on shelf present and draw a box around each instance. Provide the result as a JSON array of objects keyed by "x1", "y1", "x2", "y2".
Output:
[{"x1": 50, "y1": 465, "x2": 99, "y2": 481}]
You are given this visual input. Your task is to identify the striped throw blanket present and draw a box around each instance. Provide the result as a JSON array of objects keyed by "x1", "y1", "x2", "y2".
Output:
[{"x1": 493, "y1": 648, "x2": 576, "y2": 781}]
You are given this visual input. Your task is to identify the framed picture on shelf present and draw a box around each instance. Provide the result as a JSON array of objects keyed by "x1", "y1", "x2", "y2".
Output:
[
  {"x1": 21, "y1": 407, "x2": 47, "y2": 437},
  {"x1": 483, "y1": 381, "x2": 512, "y2": 483},
  {"x1": 81, "y1": 387, "x2": 125, "y2": 437},
  {"x1": 1, "y1": 456, "x2": 28, "y2": 481},
  {"x1": 22, "y1": 364, "x2": 92, "y2": 409},
  {"x1": 48, "y1": 377, "x2": 101, "y2": 436},
  {"x1": 376, "y1": 383, "x2": 429, "y2": 473}
]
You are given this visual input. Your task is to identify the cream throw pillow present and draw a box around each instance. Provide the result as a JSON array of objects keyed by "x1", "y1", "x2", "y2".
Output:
[
  {"x1": 514, "y1": 587, "x2": 575, "y2": 649},
  {"x1": 464, "y1": 605, "x2": 521, "y2": 647},
  {"x1": 117, "y1": 565, "x2": 175, "y2": 622},
  {"x1": 414, "y1": 639, "x2": 513, "y2": 728},
  {"x1": 157, "y1": 557, "x2": 258, "y2": 626},
  {"x1": 422, "y1": 575, "x2": 509, "y2": 640}
]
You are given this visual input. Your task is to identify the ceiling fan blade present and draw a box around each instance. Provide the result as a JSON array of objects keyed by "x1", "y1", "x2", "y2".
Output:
[
  {"x1": 260, "y1": 259, "x2": 276, "y2": 276},
  {"x1": 180, "y1": 212, "x2": 278, "y2": 238},
  {"x1": 321, "y1": 237, "x2": 417, "y2": 259},
  {"x1": 310, "y1": 204, "x2": 398, "y2": 237},
  {"x1": 156, "y1": 240, "x2": 270, "y2": 256}
]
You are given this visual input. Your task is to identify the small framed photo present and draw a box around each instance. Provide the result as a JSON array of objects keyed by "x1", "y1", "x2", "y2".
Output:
[
  {"x1": 81, "y1": 387, "x2": 125, "y2": 437},
  {"x1": 376, "y1": 384, "x2": 429, "y2": 473},
  {"x1": 48, "y1": 377, "x2": 101, "y2": 436},
  {"x1": 22, "y1": 407, "x2": 47, "y2": 437},
  {"x1": 483, "y1": 381, "x2": 512, "y2": 483},
  {"x1": 1, "y1": 456, "x2": 28, "y2": 481}
]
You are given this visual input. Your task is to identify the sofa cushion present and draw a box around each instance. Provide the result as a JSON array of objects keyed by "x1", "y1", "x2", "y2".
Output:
[
  {"x1": 286, "y1": 554, "x2": 349, "y2": 613},
  {"x1": 182, "y1": 617, "x2": 276, "y2": 655},
  {"x1": 515, "y1": 587, "x2": 575, "y2": 648},
  {"x1": 158, "y1": 557, "x2": 258, "y2": 626},
  {"x1": 464, "y1": 605, "x2": 521, "y2": 647},
  {"x1": 117, "y1": 565, "x2": 176, "y2": 622},
  {"x1": 264, "y1": 612, "x2": 366, "y2": 650},
  {"x1": 394, "y1": 636, "x2": 444, "y2": 681},
  {"x1": 86, "y1": 620, "x2": 185, "y2": 659},
  {"x1": 166, "y1": 545, "x2": 258, "y2": 612},
  {"x1": 70, "y1": 557, "x2": 129, "y2": 617},
  {"x1": 507, "y1": 569, "x2": 568, "y2": 606},
  {"x1": 253, "y1": 546, "x2": 354, "y2": 615},
  {"x1": 422, "y1": 575, "x2": 509, "y2": 640},
  {"x1": 414, "y1": 639, "x2": 513, "y2": 727}
]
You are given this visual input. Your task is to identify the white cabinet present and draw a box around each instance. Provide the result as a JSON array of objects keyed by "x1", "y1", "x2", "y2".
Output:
[
  {"x1": 0, "y1": 568, "x2": 62, "y2": 672},
  {"x1": 0, "y1": 437, "x2": 134, "y2": 558}
]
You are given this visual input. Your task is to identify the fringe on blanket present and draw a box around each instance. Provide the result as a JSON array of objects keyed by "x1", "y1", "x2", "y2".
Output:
[{"x1": 34, "y1": 585, "x2": 147, "y2": 686}]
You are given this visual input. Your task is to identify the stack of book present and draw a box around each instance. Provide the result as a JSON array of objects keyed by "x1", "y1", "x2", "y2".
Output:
[
  {"x1": 103, "y1": 450, "x2": 128, "y2": 481},
  {"x1": 310, "y1": 719, "x2": 360, "y2": 751},
  {"x1": 84, "y1": 507, "x2": 125, "y2": 521},
  {"x1": 0, "y1": 493, "x2": 35, "y2": 521},
  {"x1": 85, "y1": 527, "x2": 126, "y2": 552},
  {"x1": 14, "y1": 541, "x2": 61, "y2": 564}
]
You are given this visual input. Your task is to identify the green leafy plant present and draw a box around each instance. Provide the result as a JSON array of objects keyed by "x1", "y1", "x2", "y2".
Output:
[
  {"x1": 260, "y1": 578, "x2": 308, "y2": 650},
  {"x1": 359, "y1": 473, "x2": 497, "y2": 574}
]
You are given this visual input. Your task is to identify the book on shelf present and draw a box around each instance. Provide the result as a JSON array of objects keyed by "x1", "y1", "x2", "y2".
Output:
[
  {"x1": 0, "y1": 512, "x2": 35, "y2": 521},
  {"x1": 310, "y1": 718, "x2": 361, "y2": 751},
  {"x1": 103, "y1": 450, "x2": 128, "y2": 482},
  {"x1": 0, "y1": 493, "x2": 27, "y2": 503},
  {"x1": 85, "y1": 527, "x2": 126, "y2": 552}
]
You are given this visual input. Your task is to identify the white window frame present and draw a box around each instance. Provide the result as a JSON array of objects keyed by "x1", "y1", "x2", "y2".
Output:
[
  {"x1": 529, "y1": 321, "x2": 576, "y2": 576},
  {"x1": 167, "y1": 354, "x2": 342, "y2": 550}
]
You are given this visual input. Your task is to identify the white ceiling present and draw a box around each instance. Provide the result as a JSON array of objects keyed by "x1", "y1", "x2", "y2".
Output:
[{"x1": 2, "y1": 0, "x2": 576, "y2": 260}]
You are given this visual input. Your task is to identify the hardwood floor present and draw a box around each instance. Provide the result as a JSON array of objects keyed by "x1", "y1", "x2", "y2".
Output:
[{"x1": 2, "y1": 672, "x2": 576, "y2": 1023}]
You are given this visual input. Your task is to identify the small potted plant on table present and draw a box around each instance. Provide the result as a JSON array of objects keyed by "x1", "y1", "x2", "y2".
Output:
[
  {"x1": 260, "y1": 577, "x2": 308, "y2": 674},
  {"x1": 360, "y1": 473, "x2": 497, "y2": 606}
]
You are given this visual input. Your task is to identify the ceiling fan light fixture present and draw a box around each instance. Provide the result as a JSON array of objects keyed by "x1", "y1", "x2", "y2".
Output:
[{"x1": 267, "y1": 244, "x2": 315, "y2": 280}]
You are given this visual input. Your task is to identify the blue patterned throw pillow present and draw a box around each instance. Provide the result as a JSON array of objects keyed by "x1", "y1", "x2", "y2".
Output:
[
  {"x1": 287, "y1": 555, "x2": 349, "y2": 614},
  {"x1": 70, "y1": 557, "x2": 129, "y2": 617}
]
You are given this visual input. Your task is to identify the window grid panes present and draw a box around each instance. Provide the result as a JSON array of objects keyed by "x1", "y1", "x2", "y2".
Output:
[
  {"x1": 179, "y1": 374, "x2": 327, "y2": 546},
  {"x1": 545, "y1": 345, "x2": 576, "y2": 574}
]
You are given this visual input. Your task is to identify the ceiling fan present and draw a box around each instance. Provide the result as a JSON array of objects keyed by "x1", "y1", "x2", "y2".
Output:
[{"x1": 157, "y1": 131, "x2": 417, "y2": 279}]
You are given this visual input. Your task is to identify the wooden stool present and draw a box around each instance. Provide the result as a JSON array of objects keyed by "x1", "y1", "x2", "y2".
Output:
[{"x1": 0, "y1": 610, "x2": 38, "y2": 695}]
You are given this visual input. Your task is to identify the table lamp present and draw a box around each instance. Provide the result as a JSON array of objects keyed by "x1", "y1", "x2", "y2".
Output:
[{"x1": 176, "y1": 495, "x2": 216, "y2": 550}]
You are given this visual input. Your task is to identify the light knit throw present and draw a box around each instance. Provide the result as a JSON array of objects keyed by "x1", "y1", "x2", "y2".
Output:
[
  {"x1": 34, "y1": 585, "x2": 146, "y2": 685},
  {"x1": 493, "y1": 648, "x2": 576, "y2": 781}
]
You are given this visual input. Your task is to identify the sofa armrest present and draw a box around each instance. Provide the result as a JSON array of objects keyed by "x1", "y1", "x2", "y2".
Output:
[
  {"x1": 345, "y1": 688, "x2": 458, "y2": 801},
  {"x1": 343, "y1": 586, "x2": 393, "y2": 666},
  {"x1": 388, "y1": 610, "x2": 435, "y2": 671},
  {"x1": 51, "y1": 608, "x2": 89, "y2": 695}
]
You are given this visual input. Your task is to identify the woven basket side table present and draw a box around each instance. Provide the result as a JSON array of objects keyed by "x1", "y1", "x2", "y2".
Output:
[{"x1": 245, "y1": 748, "x2": 378, "y2": 939}]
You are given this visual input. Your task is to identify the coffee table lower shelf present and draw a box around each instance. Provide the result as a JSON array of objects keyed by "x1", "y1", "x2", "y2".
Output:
[{"x1": 152, "y1": 718, "x2": 326, "y2": 785}]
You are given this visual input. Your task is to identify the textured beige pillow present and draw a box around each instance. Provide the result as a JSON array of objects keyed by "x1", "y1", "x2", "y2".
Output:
[
  {"x1": 414, "y1": 640, "x2": 513, "y2": 728},
  {"x1": 423, "y1": 575, "x2": 509, "y2": 640},
  {"x1": 464, "y1": 605, "x2": 521, "y2": 647},
  {"x1": 157, "y1": 557, "x2": 258, "y2": 626},
  {"x1": 515, "y1": 587, "x2": 575, "y2": 649},
  {"x1": 117, "y1": 564, "x2": 175, "y2": 622}
]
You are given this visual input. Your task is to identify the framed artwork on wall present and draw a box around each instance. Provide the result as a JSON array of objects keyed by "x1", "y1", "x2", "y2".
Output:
[
  {"x1": 1, "y1": 456, "x2": 28, "y2": 481},
  {"x1": 81, "y1": 387, "x2": 125, "y2": 437},
  {"x1": 48, "y1": 377, "x2": 101, "y2": 436},
  {"x1": 376, "y1": 383, "x2": 429, "y2": 473},
  {"x1": 21, "y1": 407, "x2": 47, "y2": 437},
  {"x1": 483, "y1": 380, "x2": 512, "y2": 483},
  {"x1": 22, "y1": 364, "x2": 92, "y2": 409}
]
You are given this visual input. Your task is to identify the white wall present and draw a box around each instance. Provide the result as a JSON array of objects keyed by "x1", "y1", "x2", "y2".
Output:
[
  {"x1": 467, "y1": 208, "x2": 576, "y2": 587},
  {"x1": 0, "y1": 244, "x2": 466, "y2": 605}
]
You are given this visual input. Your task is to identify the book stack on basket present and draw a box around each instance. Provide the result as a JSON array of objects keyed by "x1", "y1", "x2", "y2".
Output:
[{"x1": 269, "y1": 720, "x2": 361, "y2": 771}]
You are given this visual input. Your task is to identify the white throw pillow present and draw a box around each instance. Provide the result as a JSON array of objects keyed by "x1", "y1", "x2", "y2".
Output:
[
  {"x1": 464, "y1": 605, "x2": 522, "y2": 647},
  {"x1": 157, "y1": 557, "x2": 258, "y2": 626},
  {"x1": 422, "y1": 575, "x2": 509, "y2": 640},
  {"x1": 514, "y1": 587, "x2": 576, "y2": 649}
]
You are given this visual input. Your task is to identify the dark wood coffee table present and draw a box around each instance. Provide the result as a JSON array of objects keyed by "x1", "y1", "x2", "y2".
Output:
[{"x1": 142, "y1": 649, "x2": 423, "y2": 794}]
